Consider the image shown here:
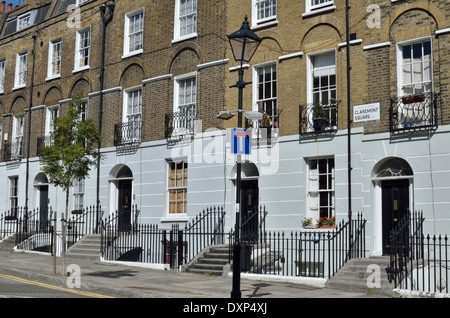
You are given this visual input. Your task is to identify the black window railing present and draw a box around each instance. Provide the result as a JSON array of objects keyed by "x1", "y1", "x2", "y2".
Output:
[
  {"x1": 390, "y1": 92, "x2": 438, "y2": 133},
  {"x1": 36, "y1": 135, "x2": 53, "y2": 157},
  {"x1": 299, "y1": 101, "x2": 339, "y2": 136},
  {"x1": 114, "y1": 120, "x2": 142, "y2": 146},
  {"x1": 165, "y1": 105, "x2": 197, "y2": 140},
  {"x1": 1, "y1": 139, "x2": 23, "y2": 162}
]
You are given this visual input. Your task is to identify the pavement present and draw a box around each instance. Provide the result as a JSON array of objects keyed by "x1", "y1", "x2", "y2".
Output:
[{"x1": 0, "y1": 249, "x2": 391, "y2": 301}]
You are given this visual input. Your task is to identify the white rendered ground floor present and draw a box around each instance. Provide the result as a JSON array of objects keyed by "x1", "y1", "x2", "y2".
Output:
[{"x1": 1, "y1": 126, "x2": 449, "y2": 256}]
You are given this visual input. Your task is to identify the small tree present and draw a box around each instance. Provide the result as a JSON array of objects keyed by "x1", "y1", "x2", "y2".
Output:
[{"x1": 40, "y1": 97, "x2": 102, "y2": 220}]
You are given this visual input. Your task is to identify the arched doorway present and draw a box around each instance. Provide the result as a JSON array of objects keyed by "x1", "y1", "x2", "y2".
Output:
[
  {"x1": 34, "y1": 173, "x2": 49, "y2": 230},
  {"x1": 372, "y1": 157, "x2": 413, "y2": 255},
  {"x1": 231, "y1": 162, "x2": 259, "y2": 242},
  {"x1": 109, "y1": 164, "x2": 133, "y2": 231}
]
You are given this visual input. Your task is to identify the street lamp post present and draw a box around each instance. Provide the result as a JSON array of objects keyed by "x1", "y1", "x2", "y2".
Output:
[
  {"x1": 97, "y1": 1, "x2": 115, "y2": 230},
  {"x1": 227, "y1": 16, "x2": 261, "y2": 299}
]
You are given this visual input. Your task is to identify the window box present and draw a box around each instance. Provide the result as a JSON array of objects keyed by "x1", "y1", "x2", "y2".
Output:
[{"x1": 401, "y1": 94, "x2": 425, "y2": 104}]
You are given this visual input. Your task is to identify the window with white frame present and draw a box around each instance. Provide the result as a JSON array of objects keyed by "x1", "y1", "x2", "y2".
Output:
[
  {"x1": 45, "y1": 105, "x2": 59, "y2": 136},
  {"x1": 14, "y1": 52, "x2": 27, "y2": 89},
  {"x1": 74, "y1": 27, "x2": 90, "y2": 71},
  {"x1": 17, "y1": 12, "x2": 32, "y2": 31},
  {"x1": 0, "y1": 59, "x2": 5, "y2": 93},
  {"x1": 252, "y1": 0, "x2": 277, "y2": 25},
  {"x1": 124, "y1": 9, "x2": 144, "y2": 57},
  {"x1": 306, "y1": 0, "x2": 334, "y2": 13},
  {"x1": 12, "y1": 115, "x2": 24, "y2": 159},
  {"x1": 397, "y1": 39, "x2": 432, "y2": 97},
  {"x1": 78, "y1": 99, "x2": 88, "y2": 122},
  {"x1": 48, "y1": 39, "x2": 62, "y2": 79},
  {"x1": 255, "y1": 63, "x2": 278, "y2": 128},
  {"x1": 307, "y1": 51, "x2": 337, "y2": 131},
  {"x1": 174, "y1": 74, "x2": 196, "y2": 134},
  {"x1": 174, "y1": 0, "x2": 197, "y2": 41},
  {"x1": 307, "y1": 158, "x2": 335, "y2": 220},
  {"x1": 168, "y1": 160, "x2": 188, "y2": 215},
  {"x1": 123, "y1": 87, "x2": 142, "y2": 142},
  {"x1": 310, "y1": 51, "x2": 336, "y2": 105},
  {"x1": 73, "y1": 178, "x2": 85, "y2": 211},
  {"x1": 9, "y1": 176, "x2": 19, "y2": 215}
]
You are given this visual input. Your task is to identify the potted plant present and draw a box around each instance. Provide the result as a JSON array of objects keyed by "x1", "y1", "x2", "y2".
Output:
[
  {"x1": 312, "y1": 103, "x2": 327, "y2": 132},
  {"x1": 260, "y1": 113, "x2": 272, "y2": 138},
  {"x1": 302, "y1": 217, "x2": 314, "y2": 229},
  {"x1": 317, "y1": 216, "x2": 336, "y2": 229},
  {"x1": 402, "y1": 94, "x2": 425, "y2": 104}
]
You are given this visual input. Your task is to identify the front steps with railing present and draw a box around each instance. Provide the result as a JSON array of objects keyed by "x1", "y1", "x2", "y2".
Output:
[
  {"x1": 325, "y1": 256, "x2": 395, "y2": 297},
  {"x1": 182, "y1": 244, "x2": 230, "y2": 276},
  {"x1": 0, "y1": 234, "x2": 17, "y2": 252},
  {"x1": 65, "y1": 234, "x2": 102, "y2": 261}
]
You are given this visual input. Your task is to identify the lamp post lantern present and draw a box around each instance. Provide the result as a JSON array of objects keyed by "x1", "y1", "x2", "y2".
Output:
[{"x1": 227, "y1": 16, "x2": 261, "y2": 299}]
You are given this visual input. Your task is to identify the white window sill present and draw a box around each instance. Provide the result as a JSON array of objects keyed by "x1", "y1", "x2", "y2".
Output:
[
  {"x1": 302, "y1": 5, "x2": 336, "y2": 18},
  {"x1": 172, "y1": 33, "x2": 197, "y2": 44},
  {"x1": 161, "y1": 214, "x2": 189, "y2": 223},
  {"x1": 122, "y1": 49, "x2": 143, "y2": 60},
  {"x1": 13, "y1": 84, "x2": 26, "y2": 91},
  {"x1": 46, "y1": 74, "x2": 61, "y2": 82},
  {"x1": 251, "y1": 19, "x2": 278, "y2": 31},
  {"x1": 72, "y1": 66, "x2": 90, "y2": 74}
]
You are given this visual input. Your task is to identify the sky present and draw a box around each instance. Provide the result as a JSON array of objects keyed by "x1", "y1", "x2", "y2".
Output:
[{"x1": 5, "y1": 0, "x2": 24, "y2": 8}]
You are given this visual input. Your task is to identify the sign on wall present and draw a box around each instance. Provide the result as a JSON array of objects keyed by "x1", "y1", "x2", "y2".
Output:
[{"x1": 353, "y1": 102, "x2": 380, "y2": 123}]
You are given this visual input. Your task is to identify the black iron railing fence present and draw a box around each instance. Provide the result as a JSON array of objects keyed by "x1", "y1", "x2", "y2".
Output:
[
  {"x1": 1, "y1": 206, "x2": 104, "y2": 255},
  {"x1": 229, "y1": 213, "x2": 366, "y2": 278},
  {"x1": 100, "y1": 206, "x2": 226, "y2": 269},
  {"x1": 67, "y1": 206, "x2": 104, "y2": 248},
  {"x1": 387, "y1": 210, "x2": 450, "y2": 294}
]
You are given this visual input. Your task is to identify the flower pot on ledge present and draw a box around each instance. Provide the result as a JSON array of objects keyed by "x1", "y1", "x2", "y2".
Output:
[{"x1": 317, "y1": 224, "x2": 335, "y2": 229}]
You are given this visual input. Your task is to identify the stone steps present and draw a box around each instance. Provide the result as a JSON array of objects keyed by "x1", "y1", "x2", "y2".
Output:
[
  {"x1": 65, "y1": 234, "x2": 102, "y2": 261},
  {"x1": 326, "y1": 256, "x2": 395, "y2": 296},
  {"x1": 0, "y1": 234, "x2": 16, "y2": 252},
  {"x1": 184, "y1": 245, "x2": 230, "y2": 276}
]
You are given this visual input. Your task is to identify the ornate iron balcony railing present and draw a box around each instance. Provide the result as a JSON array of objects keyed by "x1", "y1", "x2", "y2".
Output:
[
  {"x1": 36, "y1": 135, "x2": 53, "y2": 157},
  {"x1": 114, "y1": 120, "x2": 142, "y2": 146},
  {"x1": 245, "y1": 101, "x2": 280, "y2": 142},
  {"x1": 299, "y1": 101, "x2": 339, "y2": 136},
  {"x1": 390, "y1": 92, "x2": 438, "y2": 133},
  {"x1": 165, "y1": 105, "x2": 197, "y2": 140},
  {"x1": 2, "y1": 138, "x2": 23, "y2": 162}
]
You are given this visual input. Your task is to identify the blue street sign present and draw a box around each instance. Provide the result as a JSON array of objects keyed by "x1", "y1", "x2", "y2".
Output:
[{"x1": 231, "y1": 128, "x2": 251, "y2": 155}]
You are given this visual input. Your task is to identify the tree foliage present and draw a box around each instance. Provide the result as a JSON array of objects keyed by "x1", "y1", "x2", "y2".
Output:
[{"x1": 40, "y1": 97, "x2": 102, "y2": 217}]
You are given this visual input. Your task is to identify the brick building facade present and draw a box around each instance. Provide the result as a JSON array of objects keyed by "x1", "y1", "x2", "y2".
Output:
[{"x1": 0, "y1": 0, "x2": 448, "y2": 256}]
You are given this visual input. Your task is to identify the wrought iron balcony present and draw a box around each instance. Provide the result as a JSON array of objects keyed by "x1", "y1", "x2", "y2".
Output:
[
  {"x1": 390, "y1": 92, "x2": 438, "y2": 133},
  {"x1": 245, "y1": 101, "x2": 280, "y2": 143},
  {"x1": 1, "y1": 138, "x2": 23, "y2": 162},
  {"x1": 36, "y1": 135, "x2": 53, "y2": 157},
  {"x1": 299, "y1": 101, "x2": 339, "y2": 136},
  {"x1": 114, "y1": 120, "x2": 142, "y2": 146},
  {"x1": 165, "y1": 105, "x2": 197, "y2": 140}
]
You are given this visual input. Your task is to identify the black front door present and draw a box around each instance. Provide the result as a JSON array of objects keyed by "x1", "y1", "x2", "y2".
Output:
[
  {"x1": 39, "y1": 185, "x2": 49, "y2": 231},
  {"x1": 240, "y1": 180, "x2": 259, "y2": 242},
  {"x1": 382, "y1": 179, "x2": 410, "y2": 255},
  {"x1": 118, "y1": 180, "x2": 132, "y2": 232}
]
